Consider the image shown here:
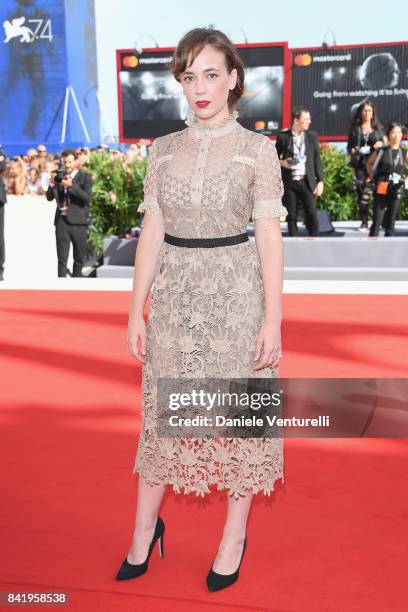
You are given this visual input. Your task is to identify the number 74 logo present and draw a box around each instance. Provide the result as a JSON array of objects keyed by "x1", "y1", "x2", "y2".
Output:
[{"x1": 3, "y1": 16, "x2": 53, "y2": 43}]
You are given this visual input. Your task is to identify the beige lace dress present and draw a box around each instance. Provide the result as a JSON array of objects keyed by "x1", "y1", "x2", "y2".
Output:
[{"x1": 133, "y1": 109, "x2": 288, "y2": 499}]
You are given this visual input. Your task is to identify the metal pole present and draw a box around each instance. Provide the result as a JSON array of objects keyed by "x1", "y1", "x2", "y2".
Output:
[
  {"x1": 60, "y1": 86, "x2": 70, "y2": 143},
  {"x1": 69, "y1": 86, "x2": 91, "y2": 143}
]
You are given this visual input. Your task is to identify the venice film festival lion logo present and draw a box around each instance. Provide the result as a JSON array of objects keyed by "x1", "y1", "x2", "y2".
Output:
[{"x1": 3, "y1": 17, "x2": 35, "y2": 43}]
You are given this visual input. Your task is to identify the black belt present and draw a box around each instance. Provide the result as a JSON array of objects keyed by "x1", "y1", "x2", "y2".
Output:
[{"x1": 163, "y1": 232, "x2": 249, "y2": 248}]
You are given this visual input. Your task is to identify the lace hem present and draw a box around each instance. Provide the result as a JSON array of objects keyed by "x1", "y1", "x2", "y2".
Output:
[
  {"x1": 133, "y1": 465, "x2": 284, "y2": 500},
  {"x1": 252, "y1": 199, "x2": 288, "y2": 220}
]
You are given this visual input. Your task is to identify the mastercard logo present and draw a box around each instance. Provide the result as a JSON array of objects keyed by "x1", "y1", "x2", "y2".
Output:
[
  {"x1": 254, "y1": 120, "x2": 265, "y2": 129},
  {"x1": 123, "y1": 55, "x2": 138, "y2": 68},
  {"x1": 294, "y1": 54, "x2": 312, "y2": 67}
]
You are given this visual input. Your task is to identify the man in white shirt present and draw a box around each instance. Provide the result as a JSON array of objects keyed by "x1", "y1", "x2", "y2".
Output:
[{"x1": 276, "y1": 106, "x2": 324, "y2": 236}]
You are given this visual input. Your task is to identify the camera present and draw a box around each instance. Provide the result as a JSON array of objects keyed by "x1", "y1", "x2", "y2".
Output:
[
  {"x1": 349, "y1": 148, "x2": 369, "y2": 168},
  {"x1": 54, "y1": 165, "x2": 68, "y2": 183},
  {"x1": 389, "y1": 180, "x2": 405, "y2": 200},
  {"x1": 287, "y1": 156, "x2": 300, "y2": 166}
]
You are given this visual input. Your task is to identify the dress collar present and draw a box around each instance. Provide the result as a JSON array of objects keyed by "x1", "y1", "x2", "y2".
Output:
[{"x1": 185, "y1": 109, "x2": 239, "y2": 138}]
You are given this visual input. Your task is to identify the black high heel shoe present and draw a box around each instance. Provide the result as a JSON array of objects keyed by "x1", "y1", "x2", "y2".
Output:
[
  {"x1": 206, "y1": 536, "x2": 247, "y2": 592},
  {"x1": 115, "y1": 516, "x2": 165, "y2": 580}
]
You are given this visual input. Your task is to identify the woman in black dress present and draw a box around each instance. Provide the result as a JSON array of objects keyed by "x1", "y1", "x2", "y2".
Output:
[
  {"x1": 367, "y1": 122, "x2": 408, "y2": 237},
  {"x1": 347, "y1": 101, "x2": 384, "y2": 230}
]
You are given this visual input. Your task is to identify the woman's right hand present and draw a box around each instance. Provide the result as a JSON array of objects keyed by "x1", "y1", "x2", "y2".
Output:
[{"x1": 127, "y1": 316, "x2": 147, "y2": 364}]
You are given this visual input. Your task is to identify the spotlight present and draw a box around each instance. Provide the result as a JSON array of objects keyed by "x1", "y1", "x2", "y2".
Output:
[
  {"x1": 321, "y1": 29, "x2": 337, "y2": 48},
  {"x1": 134, "y1": 33, "x2": 159, "y2": 56}
]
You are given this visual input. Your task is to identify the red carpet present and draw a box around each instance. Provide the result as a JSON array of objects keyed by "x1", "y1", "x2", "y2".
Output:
[{"x1": 0, "y1": 291, "x2": 407, "y2": 612}]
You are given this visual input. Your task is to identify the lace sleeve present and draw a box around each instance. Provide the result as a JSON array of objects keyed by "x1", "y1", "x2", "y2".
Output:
[
  {"x1": 137, "y1": 140, "x2": 162, "y2": 215},
  {"x1": 251, "y1": 137, "x2": 287, "y2": 220}
]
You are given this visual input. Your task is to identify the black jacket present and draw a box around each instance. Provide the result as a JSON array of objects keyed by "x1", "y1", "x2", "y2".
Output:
[
  {"x1": 346, "y1": 128, "x2": 384, "y2": 155},
  {"x1": 371, "y1": 146, "x2": 407, "y2": 182},
  {"x1": 347, "y1": 128, "x2": 384, "y2": 171},
  {"x1": 275, "y1": 128, "x2": 324, "y2": 193},
  {"x1": 0, "y1": 149, "x2": 7, "y2": 206},
  {"x1": 46, "y1": 169, "x2": 93, "y2": 225}
]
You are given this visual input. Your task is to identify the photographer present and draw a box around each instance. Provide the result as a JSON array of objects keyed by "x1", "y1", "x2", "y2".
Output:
[
  {"x1": 367, "y1": 123, "x2": 408, "y2": 237},
  {"x1": 46, "y1": 148, "x2": 93, "y2": 277},
  {"x1": 0, "y1": 146, "x2": 7, "y2": 281},
  {"x1": 347, "y1": 101, "x2": 384, "y2": 231},
  {"x1": 275, "y1": 106, "x2": 324, "y2": 236}
]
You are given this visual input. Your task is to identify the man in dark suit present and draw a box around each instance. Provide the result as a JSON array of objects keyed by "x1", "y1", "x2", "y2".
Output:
[
  {"x1": 0, "y1": 146, "x2": 7, "y2": 281},
  {"x1": 275, "y1": 106, "x2": 324, "y2": 236},
  {"x1": 46, "y1": 149, "x2": 93, "y2": 277}
]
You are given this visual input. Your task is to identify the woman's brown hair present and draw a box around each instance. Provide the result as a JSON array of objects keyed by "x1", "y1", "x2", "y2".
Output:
[{"x1": 168, "y1": 27, "x2": 245, "y2": 111}]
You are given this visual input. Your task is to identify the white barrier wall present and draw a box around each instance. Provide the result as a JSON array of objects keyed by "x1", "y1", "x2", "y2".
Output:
[{"x1": 2, "y1": 195, "x2": 73, "y2": 283}]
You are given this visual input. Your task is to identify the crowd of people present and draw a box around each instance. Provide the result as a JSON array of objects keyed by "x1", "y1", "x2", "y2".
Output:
[
  {"x1": 0, "y1": 141, "x2": 150, "y2": 280},
  {"x1": 3, "y1": 143, "x2": 147, "y2": 197},
  {"x1": 275, "y1": 101, "x2": 407, "y2": 238},
  {"x1": 346, "y1": 101, "x2": 408, "y2": 237},
  {"x1": 1, "y1": 100, "x2": 407, "y2": 282},
  {"x1": 4, "y1": 100, "x2": 405, "y2": 237}
]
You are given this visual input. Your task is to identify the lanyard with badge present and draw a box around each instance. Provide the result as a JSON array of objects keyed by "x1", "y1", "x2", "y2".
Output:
[
  {"x1": 359, "y1": 129, "x2": 372, "y2": 156},
  {"x1": 389, "y1": 149, "x2": 403, "y2": 184},
  {"x1": 292, "y1": 132, "x2": 306, "y2": 166}
]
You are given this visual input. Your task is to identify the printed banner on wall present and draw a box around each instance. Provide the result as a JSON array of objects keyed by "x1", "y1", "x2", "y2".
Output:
[
  {"x1": 0, "y1": 0, "x2": 67, "y2": 149},
  {"x1": 117, "y1": 43, "x2": 287, "y2": 141},
  {"x1": 0, "y1": 0, "x2": 99, "y2": 152},
  {"x1": 291, "y1": 42, "x2": 408, "y2": 139},
  {"x1": 64, "y1": 0, "x2": 99, "y2": 145}
]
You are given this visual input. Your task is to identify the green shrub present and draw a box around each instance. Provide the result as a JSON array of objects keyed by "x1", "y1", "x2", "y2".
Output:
[
  {"x1": 83, "y1": 145, "x2": 408, "y2": 258},
  {"x1": 83, "y1": 152, "x2": 146, "y2": 256},
  {"x1": 317, "y1": 144, "x2": 355, "y2": 220}
]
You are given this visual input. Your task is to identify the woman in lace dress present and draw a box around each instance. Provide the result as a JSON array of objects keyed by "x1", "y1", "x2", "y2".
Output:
[{"x1": 116, "y1": 28, "x2": 287, "y2": 591}]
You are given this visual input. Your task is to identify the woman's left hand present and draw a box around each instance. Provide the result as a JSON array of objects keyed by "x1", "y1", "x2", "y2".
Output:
[{"x1": 253, "y1": 321, "x2": 282, "y2": 371}]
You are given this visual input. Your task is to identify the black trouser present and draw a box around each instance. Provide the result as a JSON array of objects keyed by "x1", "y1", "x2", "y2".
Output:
[
  {"x1": 283, "y1": 179, "x2": 319, "y2": 236},
  {"x1": 369, "y1": 192, "x2": 401, "y2": 237},
  {"x1": 354, "y1": 167, "x2": 373, "y2": 225},
  {"x1": 0, "y1": 204, "x2": 4, "y2": 274},
  {"x1": 55, "y1": 216, "x2": 88, "y2": 277}
]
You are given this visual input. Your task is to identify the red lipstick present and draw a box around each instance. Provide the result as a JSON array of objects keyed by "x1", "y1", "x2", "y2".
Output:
[{"x1": 196, "y1": 100, "x2": 210, "y2": 108}]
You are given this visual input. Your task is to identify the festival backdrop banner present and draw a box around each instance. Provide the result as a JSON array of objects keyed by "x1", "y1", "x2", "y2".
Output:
[
  {"x1": 117, "y1": 42, "x2": 289, "y2": 142},
  {"x1": 290, "y1": 42, "x2": 408, "y2": 140},
  {"x1": 0, "y1": 0, "x2": 100, "y2": 153}
]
